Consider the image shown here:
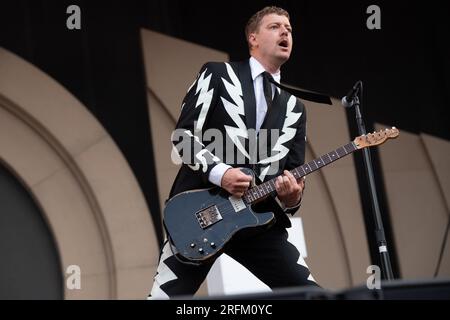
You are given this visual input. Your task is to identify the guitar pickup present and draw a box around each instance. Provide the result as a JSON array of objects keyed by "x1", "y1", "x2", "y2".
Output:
[
  {"x1": 195, "y1": 205, "x2": 222, "y2": 229},
  {"x1": 229, "y1": 196, "x2": 246, "y2": 212}
]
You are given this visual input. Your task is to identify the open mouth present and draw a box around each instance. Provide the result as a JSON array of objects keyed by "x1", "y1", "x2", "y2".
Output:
[{"x1": 278, "y1": 39, "x2": 289, "y2": 48}]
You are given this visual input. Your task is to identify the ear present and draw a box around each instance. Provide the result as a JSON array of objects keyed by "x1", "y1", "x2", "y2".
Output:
[{"x1": 248, "y1": 32, "x2": 258, "y2": 48}]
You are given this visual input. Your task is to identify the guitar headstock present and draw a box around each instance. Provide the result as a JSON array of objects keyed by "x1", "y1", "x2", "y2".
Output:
[{"x1": 354, "y1": 127, "x2": 399, "y2": 149}]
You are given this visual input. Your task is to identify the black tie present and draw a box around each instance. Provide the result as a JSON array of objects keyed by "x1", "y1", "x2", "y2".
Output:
[
  {"x1": 264, "y1": 71, "x2": 332, "y2": 105},
  {"x1": 262, "y1": 71, "x2": 274, "y2": 110}
]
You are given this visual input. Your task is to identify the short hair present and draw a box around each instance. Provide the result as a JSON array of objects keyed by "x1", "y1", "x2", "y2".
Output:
[{"x1": 245, "y1": 6, "x2": 290, "y2": 50}]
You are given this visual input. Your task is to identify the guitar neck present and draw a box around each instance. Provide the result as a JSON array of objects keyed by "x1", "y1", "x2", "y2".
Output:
[{"x1": 243, "y1": 142, "x2": 358, "y2": 204}]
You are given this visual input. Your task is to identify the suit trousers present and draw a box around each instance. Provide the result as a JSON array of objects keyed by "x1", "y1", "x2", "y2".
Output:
[{"x1": 148, "y1": 223, "x2": 318, "y2": 298}]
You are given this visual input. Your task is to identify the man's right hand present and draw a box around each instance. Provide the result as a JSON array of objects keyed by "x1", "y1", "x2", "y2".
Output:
[{"x1": 221, "y1": 168, "x2": 253, "y2": 197}]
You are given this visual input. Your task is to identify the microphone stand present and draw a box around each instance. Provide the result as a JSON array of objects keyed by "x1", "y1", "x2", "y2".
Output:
[{"x1": 351, "y1": 86, "x2": 394, "y2": 281}]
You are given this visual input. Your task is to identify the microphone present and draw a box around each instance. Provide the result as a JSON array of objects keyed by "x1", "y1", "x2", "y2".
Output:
[{"x1": 341, "y1": 81, "x2": 362, "y2": 107}]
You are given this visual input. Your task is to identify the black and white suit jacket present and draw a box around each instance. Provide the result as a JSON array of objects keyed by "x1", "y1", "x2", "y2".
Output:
[{"x1": 169, "y1": 60, "x2": 307, "y2": 228}]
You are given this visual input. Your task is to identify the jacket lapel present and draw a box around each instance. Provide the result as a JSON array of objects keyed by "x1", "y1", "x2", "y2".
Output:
[{"x1": 237, "y1": 61, "x2": 257, "y2": 131}]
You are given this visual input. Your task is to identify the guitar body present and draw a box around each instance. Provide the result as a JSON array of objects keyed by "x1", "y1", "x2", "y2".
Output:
[{"x1": 163, "y1": 169, "x2": 275, "y2": 262}]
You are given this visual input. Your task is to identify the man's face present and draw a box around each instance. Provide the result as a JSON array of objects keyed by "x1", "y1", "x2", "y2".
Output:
[{"x1": 250, "y1": 13, "x2": 293, "y2": 64}]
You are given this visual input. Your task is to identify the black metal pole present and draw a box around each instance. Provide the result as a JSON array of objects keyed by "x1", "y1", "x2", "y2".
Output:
[{"x1": 353, "y1": 92, "x2": 394, "y2": 281}]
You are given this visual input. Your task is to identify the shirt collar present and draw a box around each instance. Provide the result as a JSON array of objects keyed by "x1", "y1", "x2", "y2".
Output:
[{"x1": 249, "y1": 56, "x2": 281, "y2": 83}]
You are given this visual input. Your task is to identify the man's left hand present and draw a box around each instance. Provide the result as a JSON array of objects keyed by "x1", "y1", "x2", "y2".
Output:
[{"x1": 275, "y1": 170, "x2": 306, "y2": 207}]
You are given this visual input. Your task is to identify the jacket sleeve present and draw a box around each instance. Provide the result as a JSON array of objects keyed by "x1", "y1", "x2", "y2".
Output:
[
  {"x1": 171, "y1": 62, "x2": 224, "y2": 184},
  {"x1": 281, "y1": 100, "x2": 307, "y2": 215}
]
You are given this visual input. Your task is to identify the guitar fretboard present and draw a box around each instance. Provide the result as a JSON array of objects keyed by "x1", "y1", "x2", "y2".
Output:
[{"x1": 243, "y1": 142, "x2": 358, "y2": 204}]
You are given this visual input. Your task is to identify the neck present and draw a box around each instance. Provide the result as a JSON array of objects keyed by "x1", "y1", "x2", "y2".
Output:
[
  {"x1": 251, "y1": 54, "x2": 282, "y2": 74},
  {"x1": 242, "y1": 141, "x2": 359, "y2": 205}
]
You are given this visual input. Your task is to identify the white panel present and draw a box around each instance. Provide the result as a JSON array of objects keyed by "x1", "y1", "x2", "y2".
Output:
[{"x1": 206, "y1": 217, "x2": 307, "y2": 296}]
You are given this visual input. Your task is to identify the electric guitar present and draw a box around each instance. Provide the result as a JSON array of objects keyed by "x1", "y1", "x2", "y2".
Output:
[{"x1": 164, "y1": 127, "x2": 399, "y2": 263}]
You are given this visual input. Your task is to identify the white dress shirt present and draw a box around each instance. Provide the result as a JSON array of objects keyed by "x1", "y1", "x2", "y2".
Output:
[{"x1": 208, "y1": 57, "x2": 281, "y2": 187}]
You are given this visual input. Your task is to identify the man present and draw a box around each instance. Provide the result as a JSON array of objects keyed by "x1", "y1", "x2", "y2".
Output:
[{"x1": 149, "y1": 6, "x2": 318, "y2": 299}]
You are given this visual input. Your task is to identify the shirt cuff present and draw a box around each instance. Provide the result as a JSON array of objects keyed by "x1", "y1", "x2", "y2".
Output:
[
  {"x1": 208, "y1": 163, "x2": 232, "y2": 187},
  {"x1": 275, "y1": 196, "x2": 302, "y2": 213}
]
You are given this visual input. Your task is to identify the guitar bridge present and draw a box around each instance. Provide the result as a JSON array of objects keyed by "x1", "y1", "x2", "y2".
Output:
[{"x1": 195, "y1": 205, "x2": 222, "y2": 229}]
